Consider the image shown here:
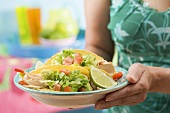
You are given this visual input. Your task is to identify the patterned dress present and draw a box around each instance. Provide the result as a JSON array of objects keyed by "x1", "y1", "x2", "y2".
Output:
[{"x1": 106, "y1": 0, "x2": 170, "y2": 113}]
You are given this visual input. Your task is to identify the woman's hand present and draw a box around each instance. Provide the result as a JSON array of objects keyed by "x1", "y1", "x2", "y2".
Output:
[{"x1": 95, "y1": 63, "x2": 156, "y2": 110}]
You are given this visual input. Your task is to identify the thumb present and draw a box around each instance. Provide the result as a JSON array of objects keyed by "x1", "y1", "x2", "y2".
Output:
[{"x1": 126, "y1": 63, "x2": 145, "y2": 83}]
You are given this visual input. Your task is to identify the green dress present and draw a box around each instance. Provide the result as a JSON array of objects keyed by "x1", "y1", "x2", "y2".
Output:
[{"x1": 106, "y1": 0, "x2": 170, "y2": 113}]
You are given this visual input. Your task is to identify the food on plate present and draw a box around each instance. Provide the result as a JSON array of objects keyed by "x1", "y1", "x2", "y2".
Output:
[
  {"x1": 32, "y1": 49, "x2": 116, "y2": 74},
  {"x1": 43, "y1": 49, "x2": 117, "y2": 74},
  {"x1": 90, "y1": 67, "x2": 117, "y2": 89},
  {"x1": 15, "y1": 65, "x2": 120, "y2": 92},
  {"x1": 112, "y1": 72, "x2": 123, "y2": 80},
  {"x1": 44, "y1": 49, "x2": 104, "y2": 68},
  {"x1": 16, "y1": 65, "x2": 93, "y2": 92},
  {"x1": 15, "y1": 49, "x2": 124, "y2": 92}
]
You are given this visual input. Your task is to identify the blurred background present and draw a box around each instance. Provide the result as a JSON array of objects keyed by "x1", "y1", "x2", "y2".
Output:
[
  {"x1": 0, "y1": 0, "x2": 86, "y2": 57},
  {"x1": 0, "y1": 0, "x2": 103, "y2": 113}
]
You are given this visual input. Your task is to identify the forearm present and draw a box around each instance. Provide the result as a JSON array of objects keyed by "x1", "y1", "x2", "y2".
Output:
[
  {"x1": 85, "y1": 45, "x2": 113, "y2": 61},
  {"x1": 84, "y1": 0, "x2": 115, "y2": 61},
  {"x1": 148, "y1": 66, "x2": 170, "y2": 94},
  {"x1": 85, "y1": 26, "x2": 114, "y2": 61}
]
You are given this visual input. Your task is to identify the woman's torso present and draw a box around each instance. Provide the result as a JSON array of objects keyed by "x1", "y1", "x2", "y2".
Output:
[{"x1": 107, "y1": 0, "x2": 170, "y2": 113}]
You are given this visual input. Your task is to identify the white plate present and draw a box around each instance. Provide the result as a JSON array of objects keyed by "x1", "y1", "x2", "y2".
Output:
[{"x1": 14, "y1": 66, "x2": 128, "y2": 108}]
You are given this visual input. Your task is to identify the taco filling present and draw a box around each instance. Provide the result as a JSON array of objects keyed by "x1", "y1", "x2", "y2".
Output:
[
  {"x1": 39, "y1": 69, "x2": 92, "y2": 92},
  {"x1": 15, "y1": 49, "x2": 121, "y2": 92},
  {"x1": 16, "y1": 63, "x2": 120, "y2": 92},
  {"x1": 17, "y1": 65, "x2": 94, "y2": 92},
  {"x1": 46, "y1": 49, "x2": 104, "y2": 67}
]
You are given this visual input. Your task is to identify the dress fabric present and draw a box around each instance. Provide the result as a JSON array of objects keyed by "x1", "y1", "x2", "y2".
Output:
[{"x1": 107, "y1": 0, "x2": 170, "y2": 113}]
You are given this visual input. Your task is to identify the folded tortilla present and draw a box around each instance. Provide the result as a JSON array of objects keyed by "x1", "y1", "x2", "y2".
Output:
[
  {"x1": 44, "y1": 49, "x2": 104, "y2": 66},
  {"x1": 30, "y1": 65, "x2": 90, "y2": 78}
]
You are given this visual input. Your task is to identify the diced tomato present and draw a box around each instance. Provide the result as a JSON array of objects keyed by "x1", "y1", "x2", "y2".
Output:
[
  {"x1": 75, "y1": 53, "x2": 82, "y2": 57},
  {"x1": 74, "y1": 53, "x2": 83, "y2": 64},
  {"x1": 54, "y1": 84, "x2": 61, "y2": 91},
  {"x1": 64, "y1": 86, "x2": 72, "y2": 92},
  {"x1": 14, "y1": 68, "x2": 25, "y2": 74},
  {"x1": 62, "y1": 61, "x2": 71, "y2": 65},
  {"x1": 59, "y1": 69, "x2": 70, "y2": 75},
  {"x1": 18, "y1": 80, "x2": 28, "y2": 85},
  {"x1": 62, "y1": 56, "x2": 74, "y2": 65},
  {"x1": 112, "y1": 72, "x2": 123, "y2": 80}
]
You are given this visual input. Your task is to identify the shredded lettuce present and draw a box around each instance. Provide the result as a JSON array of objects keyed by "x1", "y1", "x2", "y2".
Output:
[
  {"x1": 51, "y1": 49, "x2": 98, "y2": 67},
  {"x1": 41, "y1": 69, "x2": 59, "y2": 81},
  {"x1": 51, "y1": 49, "x2": 75, "y2": 65},
  {"x1": 81, "y1": 55, "x2": 97, "y2": 67},
  {"x1": 61, "y1": 49, "x2": 75, "y2": 58},
  {"x1": 39, "y1": 80, "x2": 59, "y2": 90},
  {"x1": 40, "y1": 69, "x2": 92, "y2": 92}
]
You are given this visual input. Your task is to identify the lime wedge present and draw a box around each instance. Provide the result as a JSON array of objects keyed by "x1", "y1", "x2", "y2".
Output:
[{"x1": 90, "y1": 67, "x2": 117, "y2": 88}]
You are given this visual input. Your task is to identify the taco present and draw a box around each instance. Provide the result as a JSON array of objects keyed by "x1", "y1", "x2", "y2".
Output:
[
  {"x1": 44, "y1": 49, "x2": 104, "y2": 68},
  {"x1": 18, "y1": 65, "x2": 93, "y2": 92}
]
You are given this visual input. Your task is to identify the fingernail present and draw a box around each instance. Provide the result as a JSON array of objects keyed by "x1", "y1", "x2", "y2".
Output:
[
  {"x1": 95, "y1": 104, "x2": 102, "y2": 110},
  {"x1": 127, "y1": 75, "x2": 136, "y2": 83},
  {"x1": 130, "y1": 76, "x2": 135, "y2": 81},
  {"x1": 105, "y1": 96, "x2": 115, "y2": 101}
]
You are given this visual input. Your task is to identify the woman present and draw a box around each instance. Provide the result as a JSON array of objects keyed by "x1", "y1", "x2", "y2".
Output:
[{"x1": 84, "y1": 0, "x2": 170, "y2": 113}]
